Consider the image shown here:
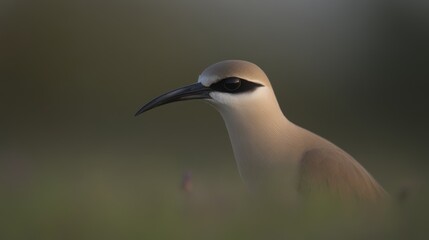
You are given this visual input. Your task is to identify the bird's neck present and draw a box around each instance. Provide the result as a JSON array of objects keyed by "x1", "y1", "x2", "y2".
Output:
[{"x1": 216, "y1": 93, "x2": 303, "y2": 189}]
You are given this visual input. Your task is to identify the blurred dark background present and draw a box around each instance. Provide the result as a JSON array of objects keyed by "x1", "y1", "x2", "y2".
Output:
[{"x1": 1, "y1": 0, "x2": 428, "y2": 239}]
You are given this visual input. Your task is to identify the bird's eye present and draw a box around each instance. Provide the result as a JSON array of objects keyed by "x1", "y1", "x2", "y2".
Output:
[
  {"x1": 209, "y1": 77, "x2": 263, "y2": 94},
  {"x1": 222, "y1": 77, "x2": 241, "y2": 92}
]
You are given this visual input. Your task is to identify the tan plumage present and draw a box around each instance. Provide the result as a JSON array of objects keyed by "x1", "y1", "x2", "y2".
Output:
[
  {"x1": 298, "y1": 148, "x2": 387, "y2": 202},
  {"x1": 136, "y1": 60, "x2": 388, "y2": 203}
]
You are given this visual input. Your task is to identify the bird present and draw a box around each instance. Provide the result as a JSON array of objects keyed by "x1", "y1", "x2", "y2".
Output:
[{"x1": 135, "y1": 60, "x2": 388, "y2": 203}]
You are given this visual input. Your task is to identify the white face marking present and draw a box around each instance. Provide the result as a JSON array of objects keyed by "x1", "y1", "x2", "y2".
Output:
[
  {"x1": 197, "y1": 74, "x2": 219, "y2": 87},
  {"x1": 207, "y1": 86, "x2": 268, "y2": 107}
]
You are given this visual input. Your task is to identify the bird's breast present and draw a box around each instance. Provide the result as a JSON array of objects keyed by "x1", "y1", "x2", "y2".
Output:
[{"x1": 221, "y1": 113, "x2": 305, "y2": 191}]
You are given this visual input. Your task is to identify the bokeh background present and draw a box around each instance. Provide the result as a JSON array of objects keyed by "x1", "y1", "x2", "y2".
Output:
[{"x1": 1, "y1": 0, "x2": 428, "y2": 239}]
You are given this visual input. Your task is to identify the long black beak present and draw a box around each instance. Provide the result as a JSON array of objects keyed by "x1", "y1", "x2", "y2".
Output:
[{"x1": 135, "y1": 83, "x2": 212, "y2": 116}]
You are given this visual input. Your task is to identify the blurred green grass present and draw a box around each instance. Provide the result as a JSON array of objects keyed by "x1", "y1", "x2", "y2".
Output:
[{"x1": 1, "y1": 153, "x2": 428, "y2": 240}]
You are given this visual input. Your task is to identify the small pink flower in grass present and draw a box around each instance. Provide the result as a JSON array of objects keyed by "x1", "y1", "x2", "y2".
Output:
[{"x1": 181, "y1": 171, "x2": 192, "y2": 193}]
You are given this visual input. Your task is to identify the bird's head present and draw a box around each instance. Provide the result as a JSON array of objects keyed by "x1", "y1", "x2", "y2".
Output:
[{"x1": 135, "y1": 60, "x2": 278, "y2": 116}]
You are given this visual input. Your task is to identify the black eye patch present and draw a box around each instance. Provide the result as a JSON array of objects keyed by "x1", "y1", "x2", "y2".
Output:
[{"x1": 209, "y1": 77, "x2": 263, "y2": 94}]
